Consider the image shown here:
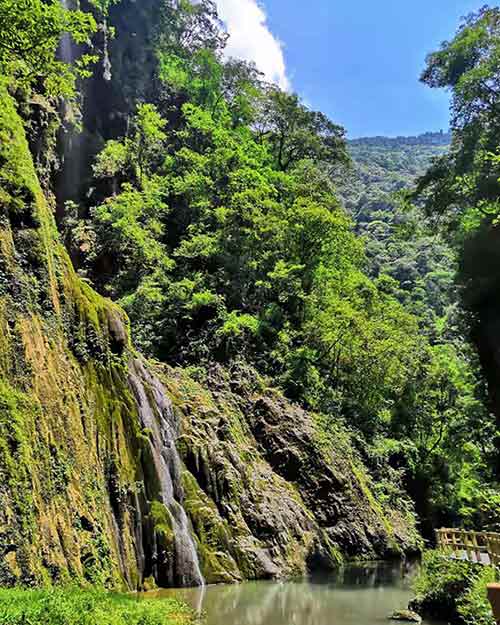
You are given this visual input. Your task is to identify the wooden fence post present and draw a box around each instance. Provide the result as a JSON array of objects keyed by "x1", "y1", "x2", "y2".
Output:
[{"x1": 488, "y1": 584, "x2": 500, "y2": 625}]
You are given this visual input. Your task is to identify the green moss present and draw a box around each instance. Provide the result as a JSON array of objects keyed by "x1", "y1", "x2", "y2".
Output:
[
  {"x1": 0, "y1": 80, "x2": 41, "y2": 223},
  {"x1": 166, "y1": 366, "x2": 256, "y2": 467},
  {"x1": 59, "y1": 256, "x2": 131, "y2": 365},
  {"x1": 320, "y1": 531, "x2": 343, "y2": 566},
  {"x1": 0, "y1": 62, "x2": 148, "y2": 592},
  {"x1": 150, "y1": 501, "x2": 174, "y2": 543},
  {"x1": 0, "y1": 378, "x2": 39, "y2": 585},
  {"x1": 0, "y1": 84, "x2": 143, "y2": 587},
  {"x1": 351, "y1": 462, "x2": 400, "y2": 554},
  {"x1": 0, "y1": 81, "x2": 61, "y2": 314},
  {"x1": 0, "y1": 70, "x2": 419, "y2": 592},
  {"x1": 314, "y1": 411, "x2": 403, "y2": 556},
  {"x1": 181, "y1": 472, "x2": 241, "y2": 584},
  {"x1": 143, "y1": 575, "x2": 158, "y2": 592}
]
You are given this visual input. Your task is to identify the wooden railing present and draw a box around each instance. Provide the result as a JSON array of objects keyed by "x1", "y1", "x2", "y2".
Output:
[{"x1": 436, "y1": 528, "x2": 500, "y2": 568}]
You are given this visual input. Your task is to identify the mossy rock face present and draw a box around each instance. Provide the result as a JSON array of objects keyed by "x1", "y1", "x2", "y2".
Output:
[
  {"x1": 181, "y1": 473, "x2": 241, "y2": 584},
  {"x1": 0, "y1": 82, "x2": 147, "y2": 590},
  {"x1": 160, "y1": 362, "x2": 421, "y2": 582},
  {"x1": 0, "y1": 80, "x2": 420, "y2": 591}
]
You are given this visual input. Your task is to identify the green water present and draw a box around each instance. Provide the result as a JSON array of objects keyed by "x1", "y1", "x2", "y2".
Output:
[{"x1": 143, "y1": 561, "x2": 441, "y2": 625}]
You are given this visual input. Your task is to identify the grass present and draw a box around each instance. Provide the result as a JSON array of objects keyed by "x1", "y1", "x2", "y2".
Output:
[{"x1": 0, "y1": 587, "x2": 196, "y2": 625}]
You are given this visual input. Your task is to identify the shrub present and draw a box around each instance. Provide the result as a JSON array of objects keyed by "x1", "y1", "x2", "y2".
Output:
[{"x1": 411, "y1": 550, "x2": 495, "y2": 625}]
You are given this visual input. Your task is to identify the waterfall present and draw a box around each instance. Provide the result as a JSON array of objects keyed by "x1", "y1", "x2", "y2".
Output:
[
  {"x1": 102, "y1": 20, "x2": 112, "y2": 82},
  {"x1": 60, "y1": 0, "x2": 111, "y2": 81},
  {"x1": 59, "y1": 0, "x2": 73, "y2": 65},
  {"x1": 57, "y1": 0, "x2": 79, "y2": 222},
  {"x1": 56, "y1": 0, "x2": 111, "y2": 220},
  {"x1": 129, "y1": 359, "x2": 204, "y2": 588}
]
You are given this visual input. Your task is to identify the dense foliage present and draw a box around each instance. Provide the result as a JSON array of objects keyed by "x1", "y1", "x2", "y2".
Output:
[
  {"x1": 339, "y1": 135, "x2": 498, "y2": 533},
  {"x1": 0, "y1": 0, "x2": 96, "y2": 97},
  {"x1": 341, "y1": 134, "x2": 454, "y2": 319},
  {"x1": 411, "y1": 550, "x2": 496, "y2": 625},
  {"x1": 49, "y1": 0, "x2": 495, "y2": 535},
  {"x1": 70, "y1": 7, "x2": 417, "y2": 430},
  {"x1": 416, "y1": 6, "x2": 500, "y2": 241},
  {"x1": 414, "y1": 5, "x2": 500, "y2": 516},
  {"x1": 1, "y1": 0, "x2": 498, "y2": 592}
]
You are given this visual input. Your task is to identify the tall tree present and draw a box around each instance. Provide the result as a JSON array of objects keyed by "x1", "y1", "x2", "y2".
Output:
[{"x1": 416, "y1": 6, "x2": 500, "y2": 479}]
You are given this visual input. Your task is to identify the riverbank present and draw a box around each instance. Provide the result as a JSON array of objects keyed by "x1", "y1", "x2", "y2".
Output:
[{"x1": 0, "y1": 588, "x2": 196, "y2": 625}]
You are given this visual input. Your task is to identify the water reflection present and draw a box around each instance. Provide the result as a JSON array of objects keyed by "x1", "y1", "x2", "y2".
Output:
[{"x1": 143, "y1": 561, "x2": 440, "y2": 625}]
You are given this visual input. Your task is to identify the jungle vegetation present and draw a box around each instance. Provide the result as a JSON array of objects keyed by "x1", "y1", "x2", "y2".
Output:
[{"x1": 65, "y1": 0, "x2": 498, "y2": 536}]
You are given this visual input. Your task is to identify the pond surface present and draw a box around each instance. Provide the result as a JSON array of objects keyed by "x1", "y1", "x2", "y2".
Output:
[{"x1": 142, "y1": 561, "x2": 442, "y2": 625}]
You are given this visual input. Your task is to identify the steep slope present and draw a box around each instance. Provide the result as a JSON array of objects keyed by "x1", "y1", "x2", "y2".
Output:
[
  {"x1": 165, "y1": 364, "x2": 420, "y2": 582},
  {"x1": 0, "y1": 80, "x2": 204, "y2": 589},
  {"x1": 0, "y1": 81, "x2": 420, "y2": 589}
]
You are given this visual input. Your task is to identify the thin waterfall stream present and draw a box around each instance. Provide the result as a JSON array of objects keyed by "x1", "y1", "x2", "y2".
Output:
[
  {"x1": 129, "y1": 359, "x2": 205, "y2": 588},
  {"x1": 60, "y1": 0, "x2": 73, "y2": 65}
]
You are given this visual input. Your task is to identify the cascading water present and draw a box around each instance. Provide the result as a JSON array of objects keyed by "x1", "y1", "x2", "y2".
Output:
[
  {"x1": 57, "y1": 0, "x2": 84, "y2": 224},
  {"x1": 60, "y1": 0, "x2": 73, "y2": 65},
  {"x1": 60, "y1": 0, "x2": 112, "y2": 81},
  {"x1": 102, "y1": 19, "x2": 112, "y2": 82},
  {"x1": 57, "y1": 0, "x2": 200, "y2": 588},
  {"x1": 129, "y1": 359, "x2": 204, "y2": 588},
  {"x1": 56, "y1": 0, "x2": 112, "y2": 223}
]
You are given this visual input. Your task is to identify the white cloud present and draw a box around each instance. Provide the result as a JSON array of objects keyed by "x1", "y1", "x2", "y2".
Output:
[{"x1": 215, "y1": 0, "x2": 290, "y2": 90}]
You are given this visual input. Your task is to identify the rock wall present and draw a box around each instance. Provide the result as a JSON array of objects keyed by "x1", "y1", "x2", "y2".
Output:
[
  {"x1": 162, "y1": 364, "x2": 421, "y2": 583},
  {"x1": 0, "y1": 81, "x2": 204, "y2": 589}
]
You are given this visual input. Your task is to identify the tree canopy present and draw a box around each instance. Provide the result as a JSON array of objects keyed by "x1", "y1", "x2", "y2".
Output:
[{"x1": 0, "y1": 0, "x2": 96, "y2": 97}]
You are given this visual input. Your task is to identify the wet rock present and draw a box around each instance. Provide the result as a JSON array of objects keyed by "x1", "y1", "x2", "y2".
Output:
[
  {"x1": 106, "y1": 307, "x2": 128, "y2": 354},
  {"x1": 159, "y1": 362, "x2": 421, "y2": 584},
  {"x1": 389, "y1": 609, "x2": 422, "y2": 623}
]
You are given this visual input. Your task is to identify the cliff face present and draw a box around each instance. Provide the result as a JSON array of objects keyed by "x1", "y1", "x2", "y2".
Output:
[
  {"x1": 55, "y1": 0, "x2": 161, "y2": 211},
  {"x1": 1, "y1": 77, "x2": 215, "y2": 589},
  {"x1": 0, "y1": 4, "x2": 420, "y2": 590},
  {"x1": 0, "y1": 81, "x2": 419, "y2": 588},
  {"x1": 1, "y1": 81, "x2": 141, "y2": 587},
  {"x1": 164, "y1": 364, "x2": 421, "y2": 583}
]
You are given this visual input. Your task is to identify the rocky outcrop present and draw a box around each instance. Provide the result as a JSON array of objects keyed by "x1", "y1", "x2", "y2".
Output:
[{"x1": 161, "y1": 364, "x2": 421, "y2": 583}]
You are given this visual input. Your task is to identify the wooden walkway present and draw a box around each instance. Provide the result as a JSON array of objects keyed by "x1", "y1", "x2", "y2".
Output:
[{"x1": 436, "y1": 528, "x2": 500, "y2": 568}]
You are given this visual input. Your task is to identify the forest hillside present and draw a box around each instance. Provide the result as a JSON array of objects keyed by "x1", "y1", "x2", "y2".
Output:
[{"x1": 0, "y1": 2, "x2": 498, "y2": 616}]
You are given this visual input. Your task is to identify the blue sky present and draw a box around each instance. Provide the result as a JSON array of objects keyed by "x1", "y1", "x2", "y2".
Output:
[{"x1": 216, "y1": 0, "x2": 486, "y2": 138}]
